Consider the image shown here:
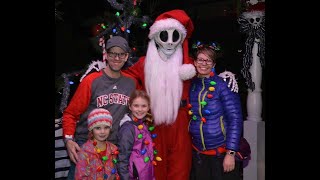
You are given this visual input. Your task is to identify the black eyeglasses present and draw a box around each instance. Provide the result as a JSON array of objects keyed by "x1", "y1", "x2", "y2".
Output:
[
  {"x1": 107, "y1": 52, "x2": 128, "y2": 59},
  {"x1": 196, "y1": 58, "x2": 214, "y2": 65}
]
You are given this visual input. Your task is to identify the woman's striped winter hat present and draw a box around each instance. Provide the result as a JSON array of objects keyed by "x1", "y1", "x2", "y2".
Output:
[{"x1": 87, "y1": 108, "x2": 113, "y2": 131}]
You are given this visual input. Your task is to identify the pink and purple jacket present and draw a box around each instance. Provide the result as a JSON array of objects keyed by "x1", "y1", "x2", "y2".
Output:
[{"x1": 75, "y1": 140, "x2": 118, "y2": 180}]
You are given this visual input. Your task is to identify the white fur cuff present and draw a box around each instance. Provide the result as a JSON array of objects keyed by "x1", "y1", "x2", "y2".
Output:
[
  {"x1": 179, "y1": 64, "x2": 196, "y2": 80},
  {"x1": 149, "y1": 18, "x2": 187, "y2": 40}
]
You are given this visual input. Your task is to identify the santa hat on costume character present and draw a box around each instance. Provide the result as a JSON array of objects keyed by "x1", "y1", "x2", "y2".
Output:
[
  {"x1": 148, "y1": 9, "x2": 196, "y2": 80},
  {"x1": 87, "y1": 108, "x2": 113, "y2": 131},
  {"x1": 242, "y1": 1, "x2": 265, "y2": 19}
]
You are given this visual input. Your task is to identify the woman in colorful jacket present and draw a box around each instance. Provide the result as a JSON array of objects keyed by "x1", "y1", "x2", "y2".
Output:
[{"x1": 188, "y1": 44, "x2": 243, "y2": 180}]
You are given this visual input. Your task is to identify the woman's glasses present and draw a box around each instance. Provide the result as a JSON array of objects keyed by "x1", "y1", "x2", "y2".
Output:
[{"x1": 196, "y1": 58, "x2": 214, "y2": 65}]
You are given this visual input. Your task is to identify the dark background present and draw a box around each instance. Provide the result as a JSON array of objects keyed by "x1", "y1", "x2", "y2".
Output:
[{"x1": 56, "y1": 0, "x2": 245, "y2": 74}]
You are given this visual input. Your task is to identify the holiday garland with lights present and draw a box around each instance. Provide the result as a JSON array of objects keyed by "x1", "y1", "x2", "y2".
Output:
[{"x1": 96, "y1": 0, "x2": 152, "y2": 39}]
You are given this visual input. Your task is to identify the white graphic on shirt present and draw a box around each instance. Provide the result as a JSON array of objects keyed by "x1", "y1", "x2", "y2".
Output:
[{"x1": 96, "y1": 93, "x2": 130, "y2": 107}]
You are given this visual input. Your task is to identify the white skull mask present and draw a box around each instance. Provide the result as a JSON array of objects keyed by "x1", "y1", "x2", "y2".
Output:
[
  {"x1": 243, "y1": 11, "x2": 264, "y2": 29},
  {"x1": 154, "y1": 29, "x2": 183, "y2": 59}
]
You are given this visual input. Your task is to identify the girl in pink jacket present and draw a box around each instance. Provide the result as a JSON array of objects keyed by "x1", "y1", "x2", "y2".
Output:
[{"x1": 75, "y1": 108, "x2": 120, "y2": 180}]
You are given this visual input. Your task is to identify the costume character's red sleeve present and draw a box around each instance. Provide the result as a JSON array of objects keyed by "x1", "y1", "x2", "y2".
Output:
[{"x1": 121, "y1": 56, "x2": 146, "y2": 90}]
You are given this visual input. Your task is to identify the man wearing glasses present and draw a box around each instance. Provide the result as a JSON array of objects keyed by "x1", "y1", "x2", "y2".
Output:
[{"x1": 62, "y1": 36, "x2": 136, "y2": 180}]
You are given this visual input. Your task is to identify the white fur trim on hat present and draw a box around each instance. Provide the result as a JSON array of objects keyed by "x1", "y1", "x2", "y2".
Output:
[
  {"x1": 179, "y1": 64, "x2": 196, "y2": 80},
  {"x1": 149, "y1": 18, "x2": 187, "y2": 40}
]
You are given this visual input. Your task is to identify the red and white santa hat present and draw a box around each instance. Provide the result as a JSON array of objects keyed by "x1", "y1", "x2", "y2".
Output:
[{"x1": 148, "y1": 9, "x2": 194, "y2": 66}]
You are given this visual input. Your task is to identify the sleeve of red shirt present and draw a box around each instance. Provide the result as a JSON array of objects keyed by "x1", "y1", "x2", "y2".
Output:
[
  {"x1": 62, "y1": 75, "x2": 93, "y2": 137},
  {"x1": 121, "y1": 56, "x2": 145, "y2": 90}
]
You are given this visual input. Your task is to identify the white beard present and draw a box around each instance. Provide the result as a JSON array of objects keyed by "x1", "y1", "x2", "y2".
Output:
[{"x1": 144, "y1": 39, "x2": 183, "y2": 125}]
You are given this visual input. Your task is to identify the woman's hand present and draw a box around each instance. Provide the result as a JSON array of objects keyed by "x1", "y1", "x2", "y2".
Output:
[{"x1": 223, "y1": 153, "x2": 236, "y2": 172}]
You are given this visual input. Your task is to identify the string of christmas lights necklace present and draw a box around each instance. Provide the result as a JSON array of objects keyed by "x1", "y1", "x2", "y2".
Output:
[
  {"x1": 132, "y1": 117, "x2": 162, "y2": 165},
  {"x1": 92, "y1": 140, "x2": 120, "y2": 179}
]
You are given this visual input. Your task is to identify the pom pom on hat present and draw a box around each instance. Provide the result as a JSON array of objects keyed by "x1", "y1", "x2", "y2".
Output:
[
  {"x1": 88, "y1": 108, "x2": 113, "y2": 131},
  {"x1": 148, "y1": 9, "x2": 194, "y2": 66}
]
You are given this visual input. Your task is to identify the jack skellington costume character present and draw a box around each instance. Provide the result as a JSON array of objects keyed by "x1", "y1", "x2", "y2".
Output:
[
  {"x1": 238, "y1": 2, "x2": 265, "y2": 91},
  {"x1": 122, "y1": 10, "x2": 195, "y2": 180},
  {"x1": 122, "y1": 9, "x2": 237, "y2": 180}
]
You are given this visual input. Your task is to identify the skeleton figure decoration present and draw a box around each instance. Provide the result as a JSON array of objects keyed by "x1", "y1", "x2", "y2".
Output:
[{"x1": 238, "y1": 2, "x2": 265, "y2": 91}]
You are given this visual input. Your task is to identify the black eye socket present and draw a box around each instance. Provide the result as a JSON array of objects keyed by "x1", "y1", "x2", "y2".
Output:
[
  {"x1": 160, "y1": 31, "x2": 168, "y2": 42},
  {"x1": 173, "y1": 30, "x2": 180, "y2": 42},
  {"x1": 250, "y1": 18, "x2": 254, "y2": 23},
  {"x1": 256, "y1": 18, "x2": 260, "y2": 22}
]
